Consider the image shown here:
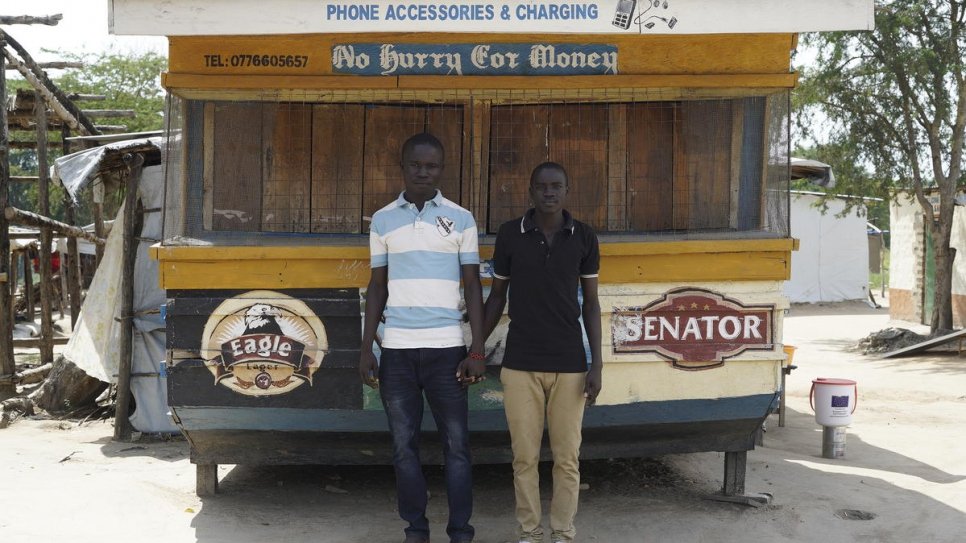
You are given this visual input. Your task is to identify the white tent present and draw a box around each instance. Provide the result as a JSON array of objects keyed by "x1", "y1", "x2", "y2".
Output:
[
  {"x1": 53, "y1": 137, "x2": 175, "y2": 433},
  {"x1": 784, "y1": 191, "x2": 870, "y2": 303}
]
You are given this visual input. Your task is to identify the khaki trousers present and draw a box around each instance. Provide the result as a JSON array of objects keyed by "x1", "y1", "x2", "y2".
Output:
[{"x1": 501, "y1": 367, "x2": 587, "y2": 541}]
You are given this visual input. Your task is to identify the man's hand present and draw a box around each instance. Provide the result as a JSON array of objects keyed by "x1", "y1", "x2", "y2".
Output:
[
  {"x1": 584, "y1": 365, "x2": 602, "y2": 406},
  {"x1": 456, "y1": 357, "x2": 486, "y2": 387},
  {"x1": 359, "y1": 351, "x2": 379, "y2": 389}
]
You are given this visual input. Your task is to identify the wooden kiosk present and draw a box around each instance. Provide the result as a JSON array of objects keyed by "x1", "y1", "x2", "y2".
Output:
[{"x1": 111, "y1": 0, "x2": 874, "y2": 496}]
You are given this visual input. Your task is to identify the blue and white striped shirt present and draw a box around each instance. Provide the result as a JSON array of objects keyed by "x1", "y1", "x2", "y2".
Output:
[{"x1": 369, "y1": 190, "x2": 479, "y2": 348}]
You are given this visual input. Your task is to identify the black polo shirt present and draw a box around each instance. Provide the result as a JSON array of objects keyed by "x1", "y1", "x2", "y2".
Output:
[{"x1": 492, "y1": 209, "x2": 600, "y2": 373}]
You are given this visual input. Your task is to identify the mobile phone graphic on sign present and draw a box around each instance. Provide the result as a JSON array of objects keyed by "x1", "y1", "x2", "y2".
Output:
[{"x1": 612, "y1": 0, "x2": 637, "y2": 29}]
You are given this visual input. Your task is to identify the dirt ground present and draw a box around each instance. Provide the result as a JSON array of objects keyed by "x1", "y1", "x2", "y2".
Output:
[{"x1": 1, "y1": 300, "x2": 964, "y2": 543}]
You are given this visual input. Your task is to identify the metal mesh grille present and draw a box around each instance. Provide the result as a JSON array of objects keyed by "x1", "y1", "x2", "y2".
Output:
[{"x1": 162, "y1": 88, "x2": 790, "y2": 243}]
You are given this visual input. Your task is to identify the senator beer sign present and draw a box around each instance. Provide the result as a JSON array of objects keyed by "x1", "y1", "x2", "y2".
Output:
[
  {"x1": 201, "y1": 291, "x2": 328, "y2": 395},
  {"x1": 612, "y1": 288, "x2": 773, "y2": 369}
]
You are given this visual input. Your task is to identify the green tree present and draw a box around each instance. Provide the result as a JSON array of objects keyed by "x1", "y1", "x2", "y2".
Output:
[
  {"x1": 6, "y1": 50, "x2": 166, "y2": 224},
  {"x1": 55, "y1": 50, "x2": 167, "y2": 133},
  {"x1": 796, "y1": 1, "x2": 965, "y2": 332}
]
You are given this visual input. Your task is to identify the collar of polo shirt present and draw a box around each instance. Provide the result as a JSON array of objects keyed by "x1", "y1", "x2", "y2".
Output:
[
  {"x1": 395, "y1": 189, "x2": 444, "y2": 209},
  {"x1": 520, "y1": 207, "x2": 576, "y2": 234}
]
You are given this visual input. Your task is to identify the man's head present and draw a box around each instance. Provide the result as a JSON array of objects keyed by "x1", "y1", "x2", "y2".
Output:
[
  {"x1": 529, "y1": 161, "x2": 568, "y2": 214},
  {"x1": 400, "y1": 133, "x2": 445, "y2": 203}
]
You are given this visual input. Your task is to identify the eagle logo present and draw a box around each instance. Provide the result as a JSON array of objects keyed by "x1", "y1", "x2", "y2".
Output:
[{"x1": 200, "y1": 291, "x2": 328, "y2": 396}]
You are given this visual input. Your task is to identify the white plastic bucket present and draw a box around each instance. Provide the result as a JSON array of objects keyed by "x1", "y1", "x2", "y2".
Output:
[{"x1": 809, "y1": 377, "x2": 857, "y2": 427}]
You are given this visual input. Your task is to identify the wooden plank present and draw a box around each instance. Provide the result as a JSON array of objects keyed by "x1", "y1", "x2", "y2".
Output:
[
  {"x1": 8, "y1": 254, "x2": 17, "y2": 327},
  {"x1": 154, "y1": 247, "x2": 793, "y2": 289},
  {"x1": 672, "y1": 103, "x2": 689, "y2": 230},
  {"x1": 169, "y1": 86, "x2": 790, "y2": 104},
  {"x1": 212, "y1": 102, "x2": 262, "y2": 231},
  {"x1": 880, "y1": 328, "x2": 966, "y2": 359},
  {"x1": 549, "y1": 104, "x2": 608, "y2": 231},
  {"x1": 425, "y1": 105, "x2": 464, "y2": 203},
  {"x1": 261, "y1": 103, "x2": 312, "y2": 232},
  {"x1": 729, "y1": 100, "x2": 746, "y2": 229},
  {"x1": 23, "y1": 250, "x2": 34, "y2": 321},
  {"x1": 679, "y1": 100, "x2": 733, "y2": 230},
  {"x1": 163, "y1": 73, "x2": 798, "y2": 95},
  {"x1": 627, "y1": 103, "x2": 674, "y2": 232},
  {"x1": 115, "y1": 154, "x2": 144, "y2": 442},
  {"x1": 202, "y1": 102, "x2": 214, "y2": 230},
  {"x1": 607, "y1": 104, "x2": 627, "y2": 232},
  {"x1": 737, "y1": 97, "x2": 766, "y2": 230},
  {"x1": 311, "y1": 104, "x2": 365, "y2": 233},
  {"x1": 361, "y1": 105, "x2": 425, "y2": 220},
  {"x1": 150, "y1": 238, "x2": 795, "y2": 261},
  {"x1": 488, "y1": 104, "x2": 549, "y2": 231},
  {"x1": 723, "y1": 450, "x2": 747, "y2": 496},
  {"x1": 196, "y1": 464, "x2": 218, "y2": 497},
  {"x1": 0, "y1": 61, "x2": 12, "y2": 399},
  {"x1": 167, "y1": 33, "x2": 799, "y2": 77},
  {"x1": 12, "y1": 337, "x2": 70, "y2": 348},
  {"x1": 471, "y1": 101, "x2": 492, "y2": 230},
  {"x1": 35, "y1": 92, "x2": 54, "y2": 363}
]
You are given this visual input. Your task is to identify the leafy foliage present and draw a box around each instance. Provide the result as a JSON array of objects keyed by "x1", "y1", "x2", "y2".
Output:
[
  {"x1": 55, "y1": 50, "x2": 167, "y2": 133},
  {"x1": 7, "y1": 50, "x2": 167, "y2": 224},
  {"x1": 796, "y1": 0, "x2": 965, "y2": 331}
]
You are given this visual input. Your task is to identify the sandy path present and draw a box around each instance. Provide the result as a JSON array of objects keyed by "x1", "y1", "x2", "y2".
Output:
[{"x1": 1, "y1": 301, "x2": 964, "y2": 543}]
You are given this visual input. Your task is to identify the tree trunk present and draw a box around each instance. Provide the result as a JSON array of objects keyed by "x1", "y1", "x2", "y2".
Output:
[
  {"x1": 28, "y1": 354, "x2": 107, "y2": 414},
  {"x1": 929, "y1": 218, "x2": 956, "y2": 333}
]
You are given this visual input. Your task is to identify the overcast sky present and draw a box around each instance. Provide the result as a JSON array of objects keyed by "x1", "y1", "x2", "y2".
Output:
[{"x1": 4, "y1": 1, "x2": 167, "y2": 72}]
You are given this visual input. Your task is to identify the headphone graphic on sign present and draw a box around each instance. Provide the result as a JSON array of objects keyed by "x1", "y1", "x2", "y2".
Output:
[{"x1": 634, "y1": 0, "x2": 678, "y2": 30}]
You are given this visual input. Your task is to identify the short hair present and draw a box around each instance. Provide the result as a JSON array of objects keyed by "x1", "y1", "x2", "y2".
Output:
[
  {"x1": 401, "y1": 132, "x2": 445, "y2": 162},
  {"x1": 530, "y1": 161, "x2": 568, "y2": 186}
]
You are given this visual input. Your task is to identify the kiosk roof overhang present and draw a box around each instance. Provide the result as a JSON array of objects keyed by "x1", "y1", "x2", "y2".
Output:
[{"x1": 109, "y1": 0, "x2": 874, "y2": 36}]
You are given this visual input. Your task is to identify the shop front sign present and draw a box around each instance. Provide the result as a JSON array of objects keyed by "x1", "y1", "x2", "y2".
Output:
[
  {"x1": 612, "y1": 288, "x2": 774, "y2": 369},
  {"x1": 331, "y1": 43, "x2": 618, "y2": 76}
]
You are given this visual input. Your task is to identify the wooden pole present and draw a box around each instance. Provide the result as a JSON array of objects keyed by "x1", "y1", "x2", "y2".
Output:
[
  {"x1": 113, "y1": 153, "x2": 144, "y2": 442},
  {"x1": 62, "y1": 126, "x2": 80, "y2": 329},
  {"x1": 92, "y1": 191, "x2": 105, "y2": 266},
  {"x1": 0, "y1": 30, "x2": 98, "y2": 135},
  {"x1": 8, "y1": 251, "x2": 17, "y2": 327},
  {"x1": 35, "y1": 91, "x2": 54, "y2": 364},
  {"x1": 3, "y1": 207, "x2": 105, "y2": 246},
  {"x1": 22, "y1": 250, "x2": 33, "y2": 321},
  {"x1": 0, "y1": 43, "x2": 15, "y2": 400},
  {"x1": 0, "y1": 14, "x2": 62, "y2": 26}
]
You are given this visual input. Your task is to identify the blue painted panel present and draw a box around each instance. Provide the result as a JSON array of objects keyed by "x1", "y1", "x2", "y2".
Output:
[
  {"x1": 173, "y1": 393, "x2": 777, "y2": 433},
  {"x1": 331, "y1": 43, "x2": 619, "y2": 76}
]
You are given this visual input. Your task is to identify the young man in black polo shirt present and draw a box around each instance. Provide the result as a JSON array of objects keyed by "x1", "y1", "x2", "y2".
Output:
[{"x1": 483, "y1": 162, "x2": 602, "y2": 543}]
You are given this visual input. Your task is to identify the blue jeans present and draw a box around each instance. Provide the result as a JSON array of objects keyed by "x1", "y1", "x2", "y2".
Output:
[{"x1": 379, "y1": 346, "x2": 474, "y2": 542}]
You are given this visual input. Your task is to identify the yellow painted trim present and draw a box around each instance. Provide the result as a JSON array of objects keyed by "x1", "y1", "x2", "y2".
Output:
[
  {"x1": 168, "y1": 33, "x2": 796, "y2": 77},
  {"x1": 152, "y1": 239, "x2": 794, "y2": 289},
  {"x1": 396, "y1": 74, "x2": 797, "y2": 89},
  {"x1": 162, "y1": 72, "x2": 796, "y2": 93},
  {"x1": 598, "y1": 238, "x2": 796, "y2": 256}
]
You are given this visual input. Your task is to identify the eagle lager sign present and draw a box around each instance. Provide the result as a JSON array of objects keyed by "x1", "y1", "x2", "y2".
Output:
[
  {"x1": 612, "y1": 288, "x2": 774, "y2": 370},
  {"x1": 201, "y1": 290, "x2": 328, "y2": 395}
]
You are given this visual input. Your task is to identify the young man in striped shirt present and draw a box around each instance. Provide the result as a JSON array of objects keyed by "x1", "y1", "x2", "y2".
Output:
[{"x1": 360, "y1": 132, "x2": 485, "y2": 543}]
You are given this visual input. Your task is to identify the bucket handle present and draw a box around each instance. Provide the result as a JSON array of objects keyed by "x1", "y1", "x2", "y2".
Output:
[{"x1": 809, "y1": 382, "x2": 859, "y2": 414}]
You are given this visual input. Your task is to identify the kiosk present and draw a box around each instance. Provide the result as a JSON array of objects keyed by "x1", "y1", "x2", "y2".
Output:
[{"x1": 108, "y1": 0, "x2": 875, "y2": 496}]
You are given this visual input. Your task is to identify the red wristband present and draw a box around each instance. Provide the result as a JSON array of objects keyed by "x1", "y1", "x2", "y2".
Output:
[{"x1": 468, "y1": 351, "x2": 486, "y2": 361}]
